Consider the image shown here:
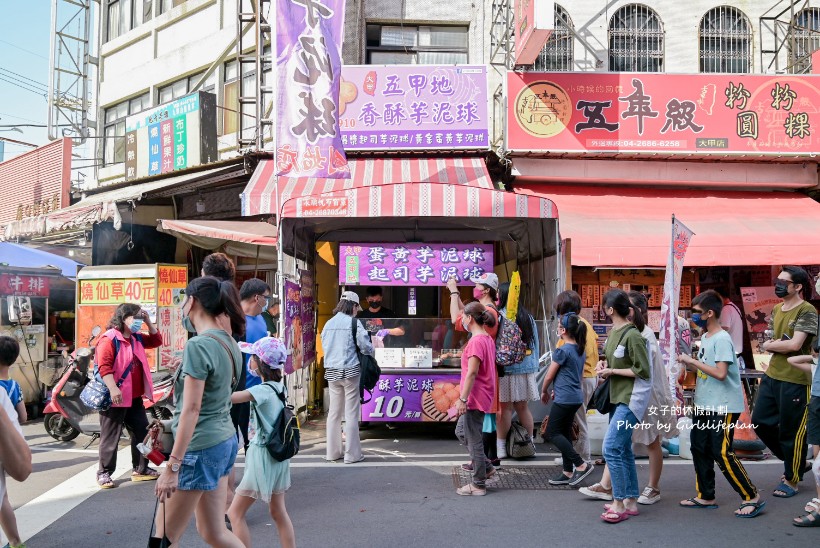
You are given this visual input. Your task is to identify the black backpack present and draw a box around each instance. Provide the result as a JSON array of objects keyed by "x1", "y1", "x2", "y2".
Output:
[
  {"x1": 352, "y1": 317, "x2": 381, "y2": 403},
  {"x1": 254, "y1": 383, "x2": 300, "y2": 462}
]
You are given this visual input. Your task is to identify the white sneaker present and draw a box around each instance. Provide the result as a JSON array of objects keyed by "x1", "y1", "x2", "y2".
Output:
[
  {"x1": 554, "y1": 457, "x2": 562, "y2": 465},
  {"x1": 637, "y1": 486, "x2": 661, "y2": 505}
]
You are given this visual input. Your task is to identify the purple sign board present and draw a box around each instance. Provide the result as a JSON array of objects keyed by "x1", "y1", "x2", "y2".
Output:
[
  {"x1": 300, "y1": 270, "x2": 316, "y2": 367},
  {"x1": 361, "y1": 373, "x2": 461, "y2": 422},
  {"x1": 283, "y1": 280, "x2": 302, "y2": 375},
  {"x1": 338, "y1": 65, "x2": 489, "y2": 151},
  {"x1": 274, "y1": 0, "x2": 350, "y2": 179},
  {"x1": 340, "y1": 243, "x2": 494, "y2": 286}
]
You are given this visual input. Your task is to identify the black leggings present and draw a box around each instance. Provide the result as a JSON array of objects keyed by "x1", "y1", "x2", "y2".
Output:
[
  {"x1": 546, "y1": 402, "x2": 584, "y2": 472},
  {"x1": 98, "y1": 397, "x2": 149, "y2": 476}
]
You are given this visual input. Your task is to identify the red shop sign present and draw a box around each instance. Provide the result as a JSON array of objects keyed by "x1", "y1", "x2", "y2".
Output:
[{"x1": 0, "y1": 274, "x2": 51, "y2": 297}]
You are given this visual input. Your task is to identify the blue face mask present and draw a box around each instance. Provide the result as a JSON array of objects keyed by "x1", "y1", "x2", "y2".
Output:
[
  {"x1": 129, "y1": 318, "x2": 144, "y2": 333},
  {"x1": 691, "y1": 313, "x2": 707, "y2": 328}
]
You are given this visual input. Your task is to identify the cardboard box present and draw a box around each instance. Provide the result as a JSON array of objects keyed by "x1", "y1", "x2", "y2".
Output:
[
  {"x1": 404, "y1": 348, "x2": 433, "y2": 368},
  {"x1": 375, "y1": 348, "x2": 403, "y2": 368}
]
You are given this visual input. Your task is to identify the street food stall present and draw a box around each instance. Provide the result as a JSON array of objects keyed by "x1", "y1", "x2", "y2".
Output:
[
  {"x1": 0, "y1": 265, "x2": 74, "y2": 417},
  {"x1": 272, "y1": 180, "x2": 562, "y2": 423},
  {"x1": 76, "y1": 264, "x2": 188, "y2": 372}
]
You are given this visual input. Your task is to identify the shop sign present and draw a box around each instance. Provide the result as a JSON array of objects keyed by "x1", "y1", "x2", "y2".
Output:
[
  {"x1": 158, "y1": 265, "x2": 188, "y2": 288},
  {"x1": 79, "y1": 278, "x2": 157, "y2": 305},
  {"x1": 283, "y1": 280, "x2": 302, "y2": 374},
  {"x1": 338, "y1": 65, "x2": 489, "y2": 151},
  {"x1": 362, "y1": 373, "x2": 460, "y2": 422},
  {"x1": 16, "y1": 194, "x2": 61, "y2": 221},
  {"x1": 340, "y1": 243, "x2": 494, "y2": 286},
  {"x1": 124, "y1": 91, "x2": 217, "y2": 181},
  {"x1": 507, "y1": 72, "x2": 820, "y2": 157},
  {"x1": 298, "y1": 196, "x2": 349, "y2": 217},
  {"x1": 273, "y1": 0, "x2": 349, "y2": 179},
  {"x1": 0, "y1": 274, "x2": 50, "y2": 297},
  {"x1": 515, "y1": 0, "x2": 553, "y2": 66},
  {"x1": 300, "y1": 270, "x2": 315, "y2": 367}
]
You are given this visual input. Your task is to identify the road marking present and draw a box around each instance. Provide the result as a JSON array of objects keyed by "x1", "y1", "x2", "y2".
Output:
[
  {"x1": 29, "y1": 447, "x2": 100, "y2": 454},
  {"x1": 15, "y1": 447, "x2": 132, "y2": 543}
]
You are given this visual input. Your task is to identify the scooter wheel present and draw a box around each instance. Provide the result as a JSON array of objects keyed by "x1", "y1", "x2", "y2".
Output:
[{"x1": 44, "y1": 413, "x2": 80, "y2": 442}]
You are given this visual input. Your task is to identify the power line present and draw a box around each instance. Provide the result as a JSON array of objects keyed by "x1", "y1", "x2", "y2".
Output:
[
  {"x1": 0, "y1": 67, "x2": 48, "y2": 90},
  {"x1": 0, "y1": 75, "x2": 47, "y2": 98},
  {"x1": 0, "y1": 39, "x2": 48, "y2": 60},
  {"x1": 0, "y1": 111, "x2": 43, "y2": 124}
]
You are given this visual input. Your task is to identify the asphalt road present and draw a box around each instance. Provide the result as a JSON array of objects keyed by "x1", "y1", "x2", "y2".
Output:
[{"x1": 6, "y1": 419, "x2": 819, "y2": 548}]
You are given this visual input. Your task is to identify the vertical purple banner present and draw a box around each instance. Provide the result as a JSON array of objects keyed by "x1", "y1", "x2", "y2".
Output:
[
  {"x1": 274, "y1": 0, "x2": 350, "y2": 179},
  {"x1": 339, "y1": 243, "x2": 494, "y2": 286},
  {"x1": 283, "y1": 280, "x2": 302, "y2": 374},
  {"x1": 300, "y1": 270, "x2": 316, "y2": 367}
]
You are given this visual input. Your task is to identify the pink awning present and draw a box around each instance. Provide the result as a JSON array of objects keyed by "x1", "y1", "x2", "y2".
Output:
[
  {"x1": 516, "y1": 184, "x2": 820, "y2": 267},
  {"x1": 241, "y1": 156, "x2": 495, "y2": 216},
  {"x1": 159, "y1": 219, "x2": 277, "y2": 246}
]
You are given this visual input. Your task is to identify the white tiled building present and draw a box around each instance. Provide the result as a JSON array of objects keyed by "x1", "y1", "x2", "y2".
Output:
[{"x1": 94, "y1": 0, "x2": 820, "y2": 186}]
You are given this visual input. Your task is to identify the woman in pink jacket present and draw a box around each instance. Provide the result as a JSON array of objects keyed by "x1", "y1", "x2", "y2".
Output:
[{"x1": 95, "y1": 303, "x2": 163, "y2": 489}]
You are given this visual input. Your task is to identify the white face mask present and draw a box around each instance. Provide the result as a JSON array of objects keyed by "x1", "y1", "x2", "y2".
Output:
[
  {"x1": 461, "y1": 316, "x2": 471, "y2": 331},
  {"x1": 815, "y1": 277, "x2": 820, "y2": 296}
]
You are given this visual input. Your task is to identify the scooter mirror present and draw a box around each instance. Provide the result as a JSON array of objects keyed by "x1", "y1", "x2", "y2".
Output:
[{"x1": 91, "y1": 326, "x2": 101, "y2": 337}]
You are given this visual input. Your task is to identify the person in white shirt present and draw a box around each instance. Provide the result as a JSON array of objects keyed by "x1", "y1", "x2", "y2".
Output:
[
  {"x1": 716, "y1": 288, "x2": 745, "y2": 368},
  {"x1": 0, "y1": 389, "x2": 30, "y2": 548}
]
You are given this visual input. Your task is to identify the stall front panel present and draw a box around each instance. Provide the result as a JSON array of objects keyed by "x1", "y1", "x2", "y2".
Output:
[{"x1": 77, "y1": 264, "x2": 188, "y2": 371}]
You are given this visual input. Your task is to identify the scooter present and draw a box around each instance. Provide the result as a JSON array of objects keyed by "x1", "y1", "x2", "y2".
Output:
[{"x1": 43, "y1": 336, "x2": 176, "y2": 446}]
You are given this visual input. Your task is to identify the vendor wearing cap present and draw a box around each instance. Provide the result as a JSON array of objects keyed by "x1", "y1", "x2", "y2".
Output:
[
  {"x1": 358, "y1": 287, "x2": 407, "y2": 348},
  {"x1": 320, "y1": 291, "x2": 374, "y2": 463}
]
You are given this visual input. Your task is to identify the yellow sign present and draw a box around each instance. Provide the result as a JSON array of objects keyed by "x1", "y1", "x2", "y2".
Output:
[
  {"x1": 79, "y1": 279, "x2": 157, "y2": 305},
  {"x1": 158, "y1": 265, "x2": 188, "y2": 289}
]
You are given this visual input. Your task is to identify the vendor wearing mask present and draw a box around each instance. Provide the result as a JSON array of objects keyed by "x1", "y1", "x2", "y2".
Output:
[{"x1": 357, "y1": 287, "x2": 407, "y2": 347}]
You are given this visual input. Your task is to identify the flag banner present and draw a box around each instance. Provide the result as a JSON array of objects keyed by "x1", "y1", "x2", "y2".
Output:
[
  {"x1": 274, "y1": 0, "x2": 350, "y2": 179},
  {"x1": 658, "y1": 216, "x2": 694, "y2": 402}
]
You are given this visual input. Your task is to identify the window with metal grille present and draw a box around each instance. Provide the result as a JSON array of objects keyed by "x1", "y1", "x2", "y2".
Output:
[
  {"x1": 365, "y1": 24, "x2": 469, "y2": 64},
  {"x1": 535, "y1": 4, "x2": 573, "y2": 71},
  {"x1": 608, "y1": 4, "x2": 664, "y2": 72},
  {"x1": 791, "y1": 7, "x2": 820, "y2": 73},
  {"x1": 699, "y1": 6, "x2": 752, "y2": 73}
]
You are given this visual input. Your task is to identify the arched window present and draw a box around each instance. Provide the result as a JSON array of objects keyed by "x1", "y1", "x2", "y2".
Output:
[
  {"x1": 699, "y1": 6, "x2": 752, "y2": 73},
  {"x1": 792, "y1": 7, "x2": 820, "y2": 73},
  {"x1": 535, "y1": 4, "x2": 574, "y2": 71},
  {"x1": 608, "y1": 4, "x2": 664, "y2": 72}
]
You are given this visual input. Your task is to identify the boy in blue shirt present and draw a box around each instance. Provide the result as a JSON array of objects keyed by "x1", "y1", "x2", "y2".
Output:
[
  {"x1": 0, "y1": 335, "x2": 26, "y2": 548},
  {"x1": 678, "y1": 290, "x2": 764, "y2": 518}
]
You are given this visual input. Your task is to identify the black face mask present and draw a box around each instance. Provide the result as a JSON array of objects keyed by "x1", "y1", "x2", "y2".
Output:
[
  {"x1": 367, "y1": 299, "x2": 381, "y2": 309},
  {"x1": 774, "y1": 282, "x2": 790, "y2": 298}
]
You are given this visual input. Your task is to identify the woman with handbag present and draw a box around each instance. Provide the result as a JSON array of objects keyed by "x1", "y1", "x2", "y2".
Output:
[
  {"x1": 228, "y1": 337, "x2": 295, "y2": 548},
  {"x1": 496, "y1": 283, "x2": 540, "y2": 460},
  {"x1": 597, "y1": 289, "x2": 652, "y2": 524},
  {"x1": 153, "y1": 276, "x2": 246, "y2": 547},
  {"x1": 541, "y1": 312, "x2": 594, "y2": 486},
  {"x1": 320, "y1": 291, "x2": 374, "y2": 464},
  {"x1": 96, "y1": 303, "x2": 164, "y2": 489}
]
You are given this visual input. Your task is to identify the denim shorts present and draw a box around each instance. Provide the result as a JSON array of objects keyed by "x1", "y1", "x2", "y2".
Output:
[{"x1": 178, "y1": 436, "x2": 238, "y2": 491}]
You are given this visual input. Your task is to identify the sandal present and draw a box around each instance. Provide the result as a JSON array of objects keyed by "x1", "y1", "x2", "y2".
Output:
[
  {"x1": 735, "y1": 500, "x2": 766, "y2": 518},
  {"x1": 603, "y1": 504, "x2": 639, "y2": 516},
  {"x1": 594, "y1": 457, "x2": 606, "y2": 466},
  {"x1": 805, "y1": 497, "x2": 820, "y2": 513},
  {"x1": 97, "y1": 473, "x2": 115, "y2": 489},
  {"x1": 773, "y1": 481, "x2": 798, "y2": 498},
  {"x1": 793, "y1": 510, "x2": 820, "y2": 527},
  {"x1": 579, "y1": 482, "x2": 613, "y2": 501},
  {"x1": 601, "y1": 510, "x2": 630, "y2": 523},
  {"x1": 131, "y1": 468, "x2": 160, "y2": 482},
  {"x1": 679, "y1": 497, "x2": 718, "y2": 509}
]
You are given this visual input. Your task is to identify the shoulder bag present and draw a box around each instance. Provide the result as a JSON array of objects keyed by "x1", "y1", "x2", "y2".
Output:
[
  {"x1": 352, "y1": 317, "x2": 381, "y2": 404},
  {"x1": 200, "y1": 332, "x2": 241, "y2": 390},
  {"x1": 588, "y1": 325, "x2": 636, "y2": 415},
  {"x1": 80, "y1": 336, "x2": 137, "y2": 412}
]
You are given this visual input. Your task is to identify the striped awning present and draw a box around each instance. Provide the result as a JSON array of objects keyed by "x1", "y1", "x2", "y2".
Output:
[
  {"x1": 281, "y1": 182, "x2": 558, "y2": 220},
  {"x1": 241, "y1": 156, "x2": 495, "y2": 217}
]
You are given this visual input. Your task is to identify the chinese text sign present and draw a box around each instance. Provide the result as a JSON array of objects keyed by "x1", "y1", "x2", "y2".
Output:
[
  {"x1": 339, "y1": 243, "x2": 494, "y2": 286},
  {"x1": 339, "y1": 65, "x2": 489, "y2": 151},
  {"x1": 507, "y1": 72, "x2": 820, "y2": 156},
  {"x1": 275, "y1": 0, "x2": 349, "y2": 179},
  {"x1": 361, "y1": 373, "x2": 460, "y2": 422}
]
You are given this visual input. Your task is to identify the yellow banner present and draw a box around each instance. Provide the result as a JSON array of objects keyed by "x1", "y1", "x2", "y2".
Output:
[
  {"x1": 79, "y1": 279, "x2": 157, "y2": 305},
  {"x1": 158, "y1": 265, "x2": 188, "y2": 289}
]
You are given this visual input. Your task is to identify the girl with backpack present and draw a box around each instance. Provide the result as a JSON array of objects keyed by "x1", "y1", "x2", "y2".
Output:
[
  {"x1": 541, "y1": 312, "x2": 593, "y2": 486},
  {"x1": 227, "y1": 337, "x2": 295, "y2": 548}
]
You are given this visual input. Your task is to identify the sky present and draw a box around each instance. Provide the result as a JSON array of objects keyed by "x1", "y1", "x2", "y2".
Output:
[{"x1": 0, "y1": 0, "x2": 95, "y2": 180}]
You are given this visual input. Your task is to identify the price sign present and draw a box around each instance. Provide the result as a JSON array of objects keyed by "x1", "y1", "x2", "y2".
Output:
[{"x1": 79, "y1": 279, "x2": 157, "y2": 305}]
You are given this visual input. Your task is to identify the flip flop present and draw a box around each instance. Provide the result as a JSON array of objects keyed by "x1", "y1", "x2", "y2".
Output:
[
  {"x1": 603, "y1": 504, "x2": 639, "y2": 516},
  {"x1": 793, "y1": 510, "x2": 820, "y2": 527},
  {"x1": 679, "y1": 497, "x2": 718, "y2": 509},
  {"x1": 773, "y1": 481, "x2": 798, "y2": 498},
  {"x1": 735, "y1": 500, "x2": 766, "y2": 518},
  {"x1": 601, "y1": 510, "x2": 630, "y2": 523}
]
